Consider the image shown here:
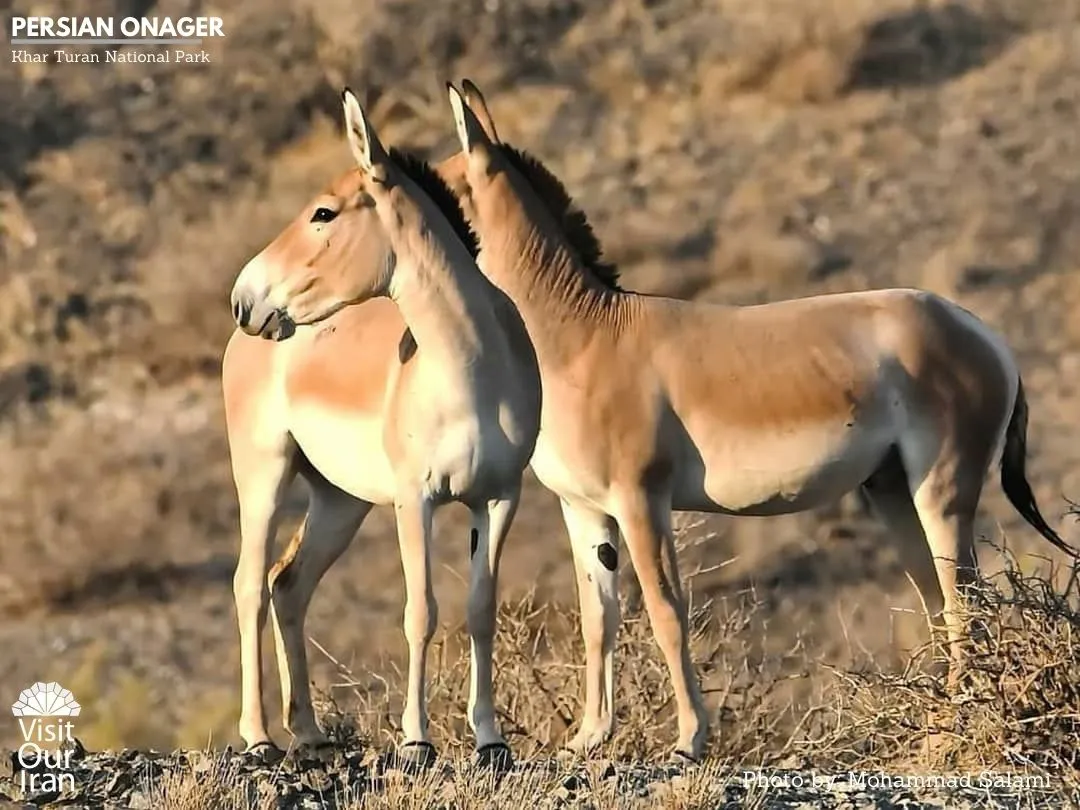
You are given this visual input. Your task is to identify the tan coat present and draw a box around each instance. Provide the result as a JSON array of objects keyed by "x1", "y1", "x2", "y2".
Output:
[
  {"x1": 435, "y1": 80, "x2": 1075, "y2": 759},
  {"x1": 224, "y1": 90, "x2": 539, "y2": 763}
]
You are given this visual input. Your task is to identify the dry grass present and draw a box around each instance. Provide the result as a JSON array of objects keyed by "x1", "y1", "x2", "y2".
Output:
[
  {"x1": 8, "y1": 523, "x2": 1075, "y2": 806},
  {"x1": 313, "y1": 549, "x2": 1080, "y2": 783},
  {"x1": 128, "y1": 542, "x2": 1080, "y2": 808},
  {"x1": 299, "y1": 520, "x2": 812, "y2": 765},
  {"x1": 142, "y1": 752, "x2": 748, "y2": 810},
  {"x1": 804, "y1": 546, "x2": 1080, "y2": 787},
  {"x1": 146, "y1": 755, "x2": 275, "y2": 810}
]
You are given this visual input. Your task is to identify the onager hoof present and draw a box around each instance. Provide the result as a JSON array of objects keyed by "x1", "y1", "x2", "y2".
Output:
[
  {"x1": 474, "y1": 742, "x2": 513, "y2": 772},
  {"x1": 389, "y1": 740, "x2": 437, "y2": 775},
  {"x1": 562, "y1": 723, "x2": 611, "y2": 757},
  {"x1": 668, "y1": 748, "x2": 701, "y2": 769},
  {"x1": 244, "y1": 741, "x2": 285, "y2": 765}
]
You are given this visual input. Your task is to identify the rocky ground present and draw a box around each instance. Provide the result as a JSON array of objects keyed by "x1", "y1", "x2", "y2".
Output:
[{"x1": 1, "y1": 743, "x2": 1075, "y2": 810}]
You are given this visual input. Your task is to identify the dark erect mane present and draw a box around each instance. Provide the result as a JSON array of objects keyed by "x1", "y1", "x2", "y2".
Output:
[
  {"x1": 499, "y1": 145, "x2": 621, "y2": 291},
  {"x1": 389, "y1": 147, "x2": 480, "y2": 260}
]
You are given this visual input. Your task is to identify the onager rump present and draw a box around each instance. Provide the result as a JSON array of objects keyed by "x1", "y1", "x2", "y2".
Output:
[
  {"x1": 223, "y1": 89, "x2": 540, "y2": 765},
  {"x1": 437, "y1": 80, "x2": 1077, "y2": 761}
]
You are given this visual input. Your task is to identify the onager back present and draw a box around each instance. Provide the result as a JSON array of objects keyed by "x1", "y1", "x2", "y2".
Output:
[
  {"x1": 435, "y1": 81, "x2": 1077, "y2": 761},
  {"x1": 223, "y1": 89, "x2": 540, "y2": 766}
]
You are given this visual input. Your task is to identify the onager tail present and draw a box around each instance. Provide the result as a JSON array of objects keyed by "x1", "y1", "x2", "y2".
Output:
[{"x1": 1000, "y1": 379, "x2": 1080, "y2": 560}]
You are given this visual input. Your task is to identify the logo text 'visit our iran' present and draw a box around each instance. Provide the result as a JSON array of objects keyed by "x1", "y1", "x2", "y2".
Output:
[
  {"x1": 11, "y1": 16, "x2": 225, "y2": 41},
  {"x1": 11, "y1": 682, "x2": 82, "y2": 797}
]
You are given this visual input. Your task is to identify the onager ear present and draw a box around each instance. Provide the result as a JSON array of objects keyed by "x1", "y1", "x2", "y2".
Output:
[
  {"x1": 342, "y1": 87, "x2": 388, "y2": 183},
  {"x1": 461, "y1": 79, "x2": 501, "y2": 144},
  {"x1": 446, "y1": 82, "x2": 491, "y2": 156}
]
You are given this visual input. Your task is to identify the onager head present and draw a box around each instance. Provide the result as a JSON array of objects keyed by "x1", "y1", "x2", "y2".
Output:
[{"x1": 230, "y1": 89, "x2": 473, "y2": 340}]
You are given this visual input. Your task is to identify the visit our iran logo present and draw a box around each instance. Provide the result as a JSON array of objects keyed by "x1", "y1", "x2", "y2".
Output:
[
  {"x1": 10, "y1": 682, "x2": 81, "y2": 798},
  {"x1": 11, "y1": 682, "x2": 82, "y2": 717}
]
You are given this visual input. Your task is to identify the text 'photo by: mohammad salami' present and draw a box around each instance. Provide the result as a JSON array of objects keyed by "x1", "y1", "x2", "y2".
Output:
[{"x1": 10, "y1": 14, "x2": 225, "y2": 64}]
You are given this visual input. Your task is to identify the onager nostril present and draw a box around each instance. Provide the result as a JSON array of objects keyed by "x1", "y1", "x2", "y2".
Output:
[{"x1": 233, "y1": 295, "x2": 250, "y2": 328}]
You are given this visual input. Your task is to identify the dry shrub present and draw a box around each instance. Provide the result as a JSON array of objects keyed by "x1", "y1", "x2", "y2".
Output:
[
  {"x1": 802, "y1": 546, "x2": 1080, "y2": 788},
  {"x1": 696, "y1": 2, "x2": 1015, "y2": 108},
  {"x1": 148, "y1": 754, "x2": 274, "y2": 810},
  {"x1": 146, "y1": 753, "x2": 750, "y2": 810},
  {"x1": 0, "y1": 391, "x2": 234, "y2": 621},
  {"x1": 340, "y1": 757, "x2": 741, "y2": 810},
  {"x1": 308, "y1": 519, "x2": 816, "y2": 766},
  {"x1": 707, "y1": 219, "x2": 849, "y2": 302},
  {"x1": 110, "y1": 533, "x2": 1080, "y2": 808},
  {"x1": 700, "y1": 24, "x2": 861, "y2": 106}
]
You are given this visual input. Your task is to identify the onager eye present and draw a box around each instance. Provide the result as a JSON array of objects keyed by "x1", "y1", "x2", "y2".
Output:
[{"x1": 310, "y1": 207, "x2": 339, "y2": 224}]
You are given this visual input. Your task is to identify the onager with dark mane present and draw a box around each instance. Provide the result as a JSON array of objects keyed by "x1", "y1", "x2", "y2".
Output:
[
  {"x1": 224, "y1": 89, "x2": 540, "y2": 766},
  {"x1": 432, "y1": 81, "x2": 1077, "y2": 761}
]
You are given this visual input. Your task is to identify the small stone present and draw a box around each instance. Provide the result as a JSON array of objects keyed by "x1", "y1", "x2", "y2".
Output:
[
  {"x1": 649, "y1": 781, "x2": 674, "y2": 801},
  {"x1": 62, "y1": 736, "x2": 88, "y2": 762},
  {"x1": 300, "y1": 766, "x2": 332, "y2": 793},
  {"x1": 595, "y1": 759, "x2": 616, "y2": 780},
  {"x1": 560, "y1": 773, "x2": 582, "y2": 792}
]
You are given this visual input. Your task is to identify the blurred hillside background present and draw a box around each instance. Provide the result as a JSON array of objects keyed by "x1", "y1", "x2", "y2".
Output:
[{"x1": 2, "y1": 0, "x2": 1080, "y2": 750}]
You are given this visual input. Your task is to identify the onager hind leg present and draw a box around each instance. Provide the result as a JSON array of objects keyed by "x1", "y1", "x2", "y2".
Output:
[
  {"x1": 466, "y1": 488, "x2": 520, "y2": 764},
  {"x1": 615, "y1": 491, "x2": 707, "y2": 761},
  {"x1": 232, "y1": 440, "x2": 298, "y2": 756},
  {"x1": 909, "y1": 487, "x2": 980, "y2": 689},
  {"x1": 899, "y1": 438, "x2": 988, "y2": 690},
  {"x1": 559, "y1": 499, "x2": 620, "y2": 754},
  {"x1": 861, "y1": 453, "x2": 947, "y2": 659},
  {"x1": 269, "y1": 475, "x2": 371, "y2": 750}
]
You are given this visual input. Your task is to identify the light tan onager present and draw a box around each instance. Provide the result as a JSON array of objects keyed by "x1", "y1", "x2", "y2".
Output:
[
  {"x1": 230, "y1": 80, "x2": 1078, "y2": 762},
  {"x1": 436, "y1": 81, "x2": 1079, "y2": 760},
  {"x1": 225, "y1": 89, "x2": 541, "y2": 765}
]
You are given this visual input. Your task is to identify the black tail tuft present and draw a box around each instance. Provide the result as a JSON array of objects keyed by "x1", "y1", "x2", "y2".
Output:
[{"x1": 1001, "y1": 379, "x2": 1080, "y2": 560}]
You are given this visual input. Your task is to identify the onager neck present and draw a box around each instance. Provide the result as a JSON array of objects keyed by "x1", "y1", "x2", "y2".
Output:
[
  {"x1": 383, "y1": 183, "x2": 495, "y2": 364},
  {"x1": 474, "y1": 170, "x2": 630, "y2": 361}
]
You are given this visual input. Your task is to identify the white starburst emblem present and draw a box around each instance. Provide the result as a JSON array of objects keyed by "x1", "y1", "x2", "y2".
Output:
[{"x1": 11, "y1": 682, "x2": 81, "y2": 717}]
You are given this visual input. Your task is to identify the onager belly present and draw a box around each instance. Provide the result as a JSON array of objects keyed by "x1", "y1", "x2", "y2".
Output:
[
  {"x1": 281, "y1": 308, "x2": 404, "y2": 504},
  {"x1": 288, "y1": 402, "x2": 397, "y2": 504},
  {"x1": 677, "y1": 417, "x2": 897, "y2": 515}
]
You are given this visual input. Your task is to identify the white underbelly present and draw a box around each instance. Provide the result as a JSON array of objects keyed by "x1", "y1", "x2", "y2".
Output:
[
  {"x1": 289, "y1": 402, "x2": 396, "y2": 504},
  {"x1": 695, "y1": 420, "x2": 897, "y2": 515}
]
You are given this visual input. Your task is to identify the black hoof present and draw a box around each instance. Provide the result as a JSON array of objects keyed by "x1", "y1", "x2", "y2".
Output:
[
  {"x1": 475, "y1": 742, "x2": 513, "y2": 772},
  {"x1": 388, "y1": 741, "x2": 437, "y2": 775},
  {"x1": 668, "y1": 749, "x2": 700, "y2": 769},
  {"x1": 245, "y1": 741, "x2": 285, "y2": 765}
]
